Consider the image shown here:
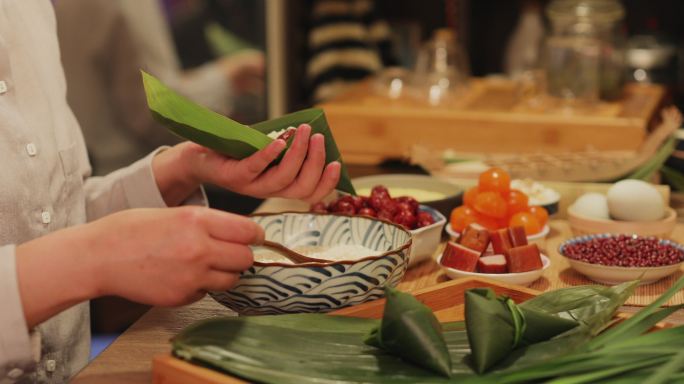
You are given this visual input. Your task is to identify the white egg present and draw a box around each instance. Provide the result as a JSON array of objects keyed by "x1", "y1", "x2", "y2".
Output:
[
  {"x1": 570, "y1": 193, "x2": 610, "y2": 219},
  {"x1": 607, "y1": 180, "x2": 665, "y2": 221}
]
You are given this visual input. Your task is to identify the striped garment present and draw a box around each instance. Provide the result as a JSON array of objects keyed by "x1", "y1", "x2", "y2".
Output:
[{"x1": 307, "y1": 0, "x2": 397, "y2": 102}]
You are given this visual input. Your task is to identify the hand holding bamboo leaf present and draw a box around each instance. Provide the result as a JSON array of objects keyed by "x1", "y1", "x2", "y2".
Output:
[{"x1": 142, "y1": 71, "x2": 354, "y2": 206}]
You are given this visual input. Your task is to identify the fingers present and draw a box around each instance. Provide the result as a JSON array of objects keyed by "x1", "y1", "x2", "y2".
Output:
[
  {"x1": 206, "y1": 241, "x2": 254, "y2": 272},
  {"x1": 276, "y1": 133, "x2": 326, "y2": 198},
  {"x1": 238, "y1": 139, "x2": 287, "y2": 182},
  {"x1": 303, "y1": 161, "x2": 341, "y2": 204},
  {"x1": 257, "y1": 124, "x2": 311, "y2": 190},
  {"x1": 201, "y1": 271, "x2": 241, "y2": 292},
  {"x1": 197, "y1": 208, "x2": 265, "y2": 245}
]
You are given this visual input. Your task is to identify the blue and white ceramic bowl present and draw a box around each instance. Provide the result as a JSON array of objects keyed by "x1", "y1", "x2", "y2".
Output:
[{"x1": 209, "y1": 212, "x2": 412, "y2": 315}]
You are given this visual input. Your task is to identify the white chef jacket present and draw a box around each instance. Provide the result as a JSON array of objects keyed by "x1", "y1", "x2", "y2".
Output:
[{"x1": 0, "y1": 1, "x2": 205, "y2": 382}]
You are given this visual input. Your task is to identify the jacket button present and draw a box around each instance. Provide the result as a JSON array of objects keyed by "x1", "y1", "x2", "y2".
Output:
[{"x1": 7, "y1": 368, "x2": 23, "y2": 379}]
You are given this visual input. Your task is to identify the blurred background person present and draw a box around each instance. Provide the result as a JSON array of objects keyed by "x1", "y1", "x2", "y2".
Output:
[
  {"x1": 53, "y1": 0, "x2": 266, "y2": 352},
  {"x1": 54, "y1": 0, "x2": 265, "y2": 176}
]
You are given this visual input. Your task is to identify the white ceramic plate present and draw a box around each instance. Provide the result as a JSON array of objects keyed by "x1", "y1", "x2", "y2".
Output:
[{"x1": 437, "y1": 253, "x2": 550, "y2": 287}]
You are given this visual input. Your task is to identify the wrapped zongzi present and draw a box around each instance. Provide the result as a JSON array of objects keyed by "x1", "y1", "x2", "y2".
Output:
[
  {"x1": 365, "y1": 287, "x2": 452, "y2": 377},
  {"x1": 465, "y1": 288, "x2": 578, "y2": 373}
]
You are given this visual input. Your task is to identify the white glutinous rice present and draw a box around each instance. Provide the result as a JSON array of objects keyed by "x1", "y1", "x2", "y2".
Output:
[
  {"x1": 305, "y1": 244, "x2": 382, "y2": 261},
  {"x1": 254, "y1": 244, "x2": 382, "y2": 264},
  {"x1": 266, "y1": 126, "x2": 296, "y2": 140}
]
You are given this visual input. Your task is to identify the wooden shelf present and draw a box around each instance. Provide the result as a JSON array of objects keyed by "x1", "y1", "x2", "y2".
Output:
[{"x1": 319, "y1": 79, "x2": 666, "y2": 164}]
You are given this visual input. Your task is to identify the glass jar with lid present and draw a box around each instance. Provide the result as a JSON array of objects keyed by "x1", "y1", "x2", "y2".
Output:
[
  {"x1": 544, "y1": 0, "x2": 626, "y2": 103},
  {"x1": 411, "y1": 28, "x2": 470, "y2": 106}
]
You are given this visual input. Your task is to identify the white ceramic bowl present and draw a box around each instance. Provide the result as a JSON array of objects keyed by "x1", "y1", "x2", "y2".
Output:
[
  {"x1": 437, "y1": 253, "x2": 550, "y2": 287},
  {"x1": 408, "y1": 205, "x2": 446, "y2": 267},
  {"x1": 445, "y1": 224, "x2": 550, "y2": 250},
  {"x1": 559, "y1": 234, "x2": 684, "y2": 285}
]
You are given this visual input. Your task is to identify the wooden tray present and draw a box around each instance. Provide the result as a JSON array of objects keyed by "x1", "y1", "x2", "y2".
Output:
[
  {"x1": 319, "y1": 79, "x2": 666, "y2": 164},
  {"x1": 151, "y1": 277, "x2": 539, "y2": 384}
]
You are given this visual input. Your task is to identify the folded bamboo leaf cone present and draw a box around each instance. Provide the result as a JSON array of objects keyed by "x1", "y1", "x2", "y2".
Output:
[
  {"x1": 365, "y1": 287, "x2": 452, "y2": 377},
  {"x1": 465, "y1": 288, "x2": 579, "y2": 374},
  {"x1": 141, "y1": 70, "x2": 355, "y2": 195}
]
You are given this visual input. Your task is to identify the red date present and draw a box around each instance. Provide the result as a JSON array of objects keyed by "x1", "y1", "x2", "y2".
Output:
[
  {"x1": 276, "y1": 128, "x2": 296, "y2": 141},
  {"x1": 309, "y1": 185, "x2": 437, "y2": 230}
]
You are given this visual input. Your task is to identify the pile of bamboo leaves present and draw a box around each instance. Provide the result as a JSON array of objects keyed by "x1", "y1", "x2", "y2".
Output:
[{"x1": 173, "y1": 277, "x2": 684, "y2": 383}]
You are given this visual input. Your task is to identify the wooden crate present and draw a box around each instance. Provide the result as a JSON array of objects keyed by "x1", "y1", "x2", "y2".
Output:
[{"x1": 319, "y1": 79, "x2": 666, "y2": 164}]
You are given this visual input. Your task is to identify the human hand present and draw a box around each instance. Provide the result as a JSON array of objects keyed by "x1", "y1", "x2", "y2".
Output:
[
  {"x1": 88, "y1": 207, "x2": 263, "y2": 306},
  {"x1": 153, "y1": 124, "x2": 342, "y2": 206},
  {"x1": 218, "y1": 49, "x2": 265, "y2": 95},
  {"x1": 16, "y1": 206, "x2": 264, "y2": 327}
]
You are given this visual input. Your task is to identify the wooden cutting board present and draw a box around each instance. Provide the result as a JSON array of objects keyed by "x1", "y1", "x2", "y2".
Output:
[{"x1": 151, "y1": 277, "x2": 539, "y2": 384}]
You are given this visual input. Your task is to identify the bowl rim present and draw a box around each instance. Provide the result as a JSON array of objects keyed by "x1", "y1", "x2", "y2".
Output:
[
  {"x1": 437, "y1": 253, "x2": 551, "y2": 277},
  {"x1": 249, "y1": 211, "x2": 413, "y2": 267},
  {"x1": 510, "y1": 179, "x2": 561, "y2": 206},
  {"x1": 567, "y1": 205, "x2": 677, "y2": 224},
  {"x1": 410, "y1": 205, "x2": 447, "y2": 234},
  {"x1": 558, "y1": 233, "x2": 684, "y2": 270},
  {"x1": 350, "y1": 173, "x2": 463, "y2": 204}
]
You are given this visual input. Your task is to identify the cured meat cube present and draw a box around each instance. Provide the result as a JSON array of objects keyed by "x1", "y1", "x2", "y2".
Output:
[
  {"x1": 507, "y1": 244, "x2": 543, "y2": 273},
  {"x1": 441, "y1": 242, "x2": 481, "y2": 272},
  {"x1": 477, "y1": 255, "x2": 507, "y2": 274},
  {"x1": 508, "y1": 226, "x2": 528, "y2": 247},
  {"x1": 490, "y1": 228, "x2": 513, "y2": 255},
  {"x1": 459, "y1": 225, "x2": 490, "y2": 254}
]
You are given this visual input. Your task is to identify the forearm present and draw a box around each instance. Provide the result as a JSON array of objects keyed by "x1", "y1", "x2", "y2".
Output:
[{"x1": 15, "y1": 226, "x2": 101, "y2": 328}]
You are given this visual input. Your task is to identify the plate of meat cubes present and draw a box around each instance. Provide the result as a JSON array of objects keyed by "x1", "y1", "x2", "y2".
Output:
[{"x1": 438, "y1": 224, "x2": 550, "y2": 286}]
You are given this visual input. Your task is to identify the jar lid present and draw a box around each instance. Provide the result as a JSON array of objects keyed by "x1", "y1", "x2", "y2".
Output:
[{"x1": 547, "y1": 0, "x2": 625, "y2": 23}]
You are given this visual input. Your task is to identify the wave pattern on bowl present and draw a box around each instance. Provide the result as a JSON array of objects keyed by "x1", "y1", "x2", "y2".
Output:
[{"x1": 210, "y1": 213, "x2": 411, "y2": 315}]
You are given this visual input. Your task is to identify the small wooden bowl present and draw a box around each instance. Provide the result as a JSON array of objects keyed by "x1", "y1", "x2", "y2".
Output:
[{"x1": 567, "y1": 206, "x2": 677, "y2": 239}]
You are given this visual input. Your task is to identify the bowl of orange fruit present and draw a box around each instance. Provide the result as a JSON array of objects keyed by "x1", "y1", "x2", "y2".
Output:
[{"x1": 446, "y1": 167, "x2": 550, "y2": 249}]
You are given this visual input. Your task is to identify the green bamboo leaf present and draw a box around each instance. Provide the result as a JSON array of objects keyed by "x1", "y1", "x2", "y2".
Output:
[
  {"x1": 141, "y1": 70, "x2": 356, "y2": 195},
  {"x1": 170, "y1": 281, "x2": 678, "y2": 384},
  {"x1": 586, "y1": 276, "x2": 684, "y2": 349},
  {"x1": 546, "y1": 356, "x2": 667, "y2": 384},
  {"x1": 365, "y1": 287, "x2": 452, "y2": 377},
  {"x1": 643, "y1": 350, "x2": 684, "y2": 384},
  {"x1": 621, "y1": 136, "x2": 676, "y2": 181}
]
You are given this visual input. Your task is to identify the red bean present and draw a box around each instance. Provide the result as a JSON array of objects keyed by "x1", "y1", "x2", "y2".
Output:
[{"x1": 562, "y1": 235, "x2": 684, "y2": 267}]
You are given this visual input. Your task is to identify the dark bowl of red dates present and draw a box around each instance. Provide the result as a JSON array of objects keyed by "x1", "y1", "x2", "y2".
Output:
[
  {"x1": 311, "y1": 186, "x2": 447, "y2": 267},
  {"x1": 559, "y1": 234, "x2": 684, "y2": 285}
]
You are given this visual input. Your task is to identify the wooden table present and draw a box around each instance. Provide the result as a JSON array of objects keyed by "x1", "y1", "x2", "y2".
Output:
[{"x1": 73, "y1": 219, "x2": 684, "y2": 384}]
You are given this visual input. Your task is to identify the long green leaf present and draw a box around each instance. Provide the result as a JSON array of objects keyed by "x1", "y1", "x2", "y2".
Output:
[
  {"x1": 585, "y1": 277, "x2": 684, "y2": 349},
  {"x1": 141, "y1": 71, "x2": 356, "y2": 194},
  {"x1": 643, "y1": 350, "x2": 684, "y2": 384},
  {"x1": 172, "y1": 282, "x2": 640, "y2": 383},
  {"x1": 546, "y1": 357, "x2": 668, "y2": 384}
]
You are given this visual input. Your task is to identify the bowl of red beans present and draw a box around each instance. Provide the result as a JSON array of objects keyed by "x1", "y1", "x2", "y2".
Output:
[{"x1": 559, "y1": 234, "x2": 684, "y2": 285}]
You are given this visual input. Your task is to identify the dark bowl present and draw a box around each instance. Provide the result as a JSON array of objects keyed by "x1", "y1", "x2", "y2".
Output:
[{"x1": 351, "y1": 174, "x2": 463, "y2": 219}]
